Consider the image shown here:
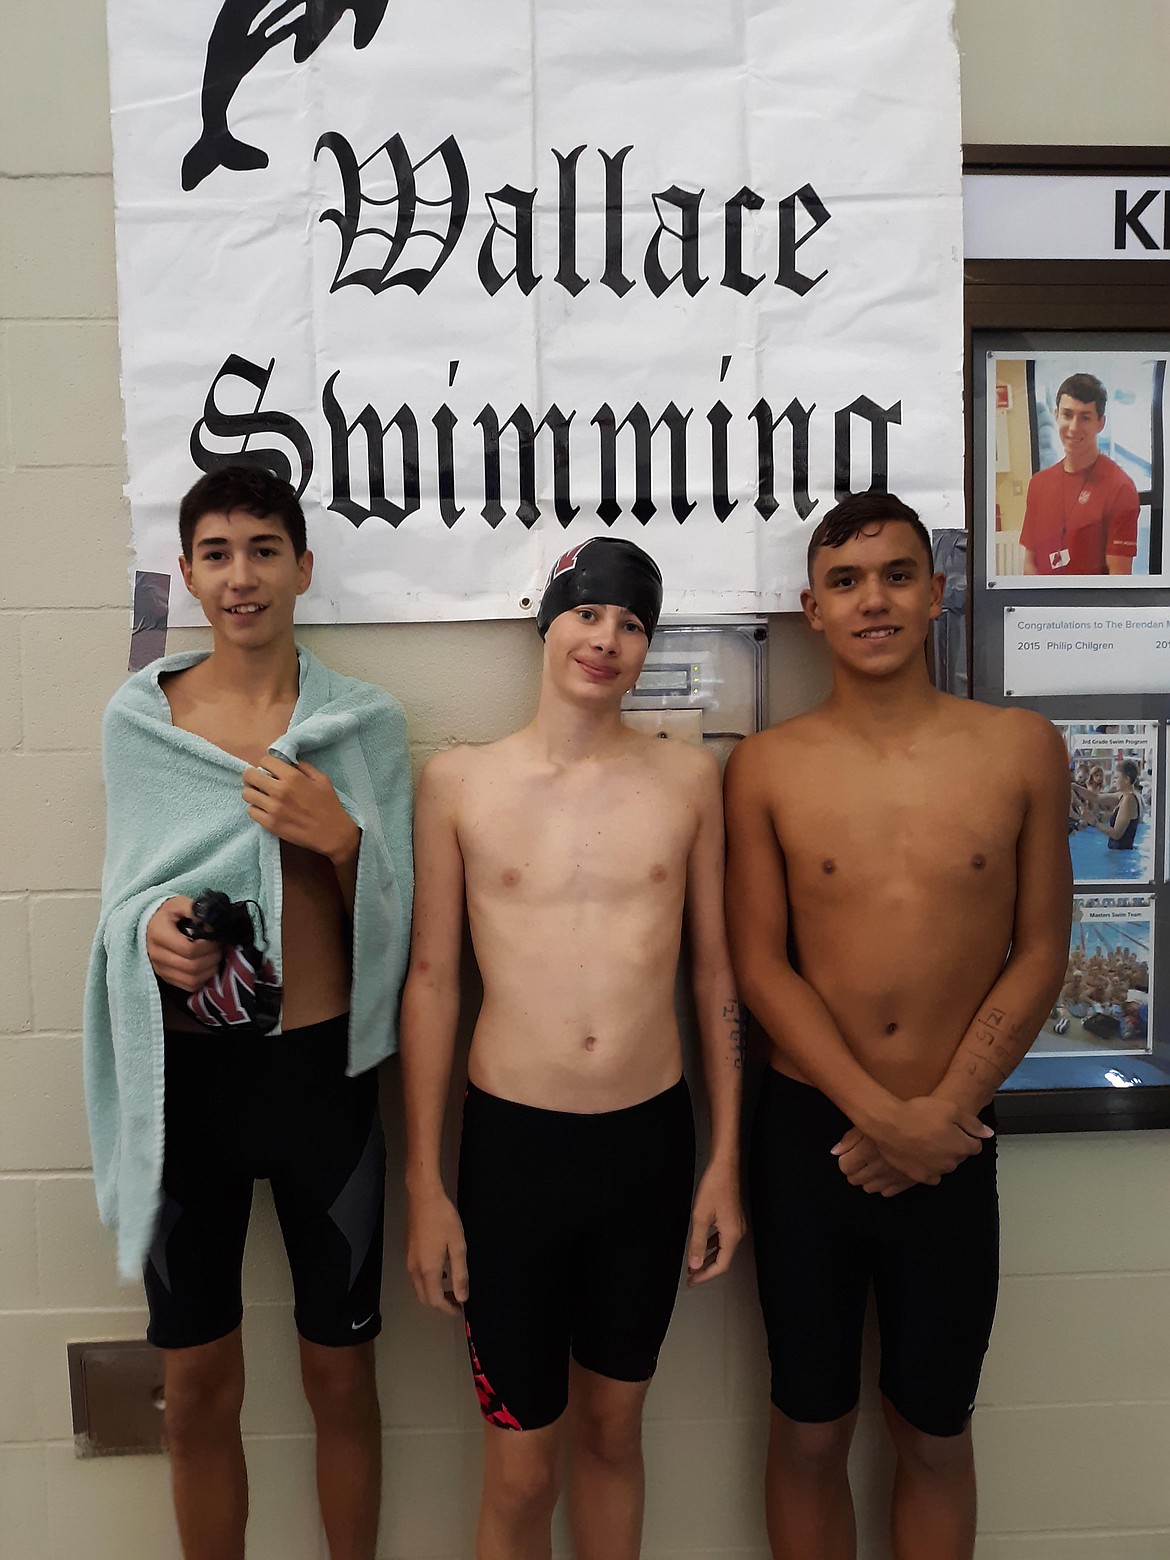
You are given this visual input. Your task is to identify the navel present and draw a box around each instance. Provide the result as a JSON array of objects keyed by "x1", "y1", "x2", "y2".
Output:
[
  {"x1": 822, "y1": 859, "x2": 836, "y2": 875},
  {"x1": 885, "y1": 1021, "x2": 898, "y2": 1036},
  {"x1": 971, "y1": 854, "x2": 986, "y2": 871},
  {"x1": 584, "y1": 1035, "x2": 598, "y2": 1052}
]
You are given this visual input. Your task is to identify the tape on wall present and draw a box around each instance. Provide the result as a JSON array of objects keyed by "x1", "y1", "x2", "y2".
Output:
[{"x1": 128, "y1": 571, "x2": 171, "y2": 672}]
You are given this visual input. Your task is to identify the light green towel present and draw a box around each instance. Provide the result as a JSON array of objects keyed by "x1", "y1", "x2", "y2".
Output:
[{"x1": 83, "y1": 645, "x2": 413, "y2": 1279}]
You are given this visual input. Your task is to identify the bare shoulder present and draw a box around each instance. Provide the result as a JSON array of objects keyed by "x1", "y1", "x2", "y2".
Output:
[
  {"x1": 424, "y1": 731, "x2": 521, "y2": 778},
  {"x1": 651, "y1": 730, "x2": 719, "y2": 785},
  {"x1": 724, "y1": 708, "x2": 826, "y2": 795},
  {"x1": 423, "y1": 731, "x2": 538, "y2": 808},
  {"x1": 614, "y1": 729, "x2": 717, "y2": 814},
  {"x1": 949, "y1": 698, "x2": 1065, "y2": 764},
  {"x1": 419, "y1": 744, "x2": 468, "y2": 784},
  {"x1": 417, "y1": 742, "x2": 481, "y2": 805},
  {"x1": 942, "y1": 699, "x2": 1069, "y2": 817}
]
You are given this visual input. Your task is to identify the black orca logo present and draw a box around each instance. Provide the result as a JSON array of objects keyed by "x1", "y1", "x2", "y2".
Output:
[{"x1": 181, "y1": 0, "x2": 390, "y2": 191}]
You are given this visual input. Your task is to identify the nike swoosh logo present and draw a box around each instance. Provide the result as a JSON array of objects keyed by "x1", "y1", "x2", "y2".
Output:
[{"x1": 352, "y1": 1313, "x2": 375, "y2": 1331}]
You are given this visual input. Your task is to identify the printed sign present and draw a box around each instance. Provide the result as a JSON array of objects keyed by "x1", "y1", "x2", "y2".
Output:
[
  {"x1": 1003, "y1": 606, "x2": 1170, "y2": 696},
  {"x1": 964, "y1": 175, "x2": 1170, "y2": 262},
  {"x1": 106, "y1": 0, "x2": 964, "y2": 623}
]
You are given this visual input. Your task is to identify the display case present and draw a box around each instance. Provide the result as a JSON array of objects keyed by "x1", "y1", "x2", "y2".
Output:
[{"x1": 964, "y1": 146, "x2": 1170, "y2": 1131}]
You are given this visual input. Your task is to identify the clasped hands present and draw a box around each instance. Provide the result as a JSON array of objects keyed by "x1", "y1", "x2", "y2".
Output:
[{"x1": 832, "y1": 1096, "x2": 994, "y2": 1198}]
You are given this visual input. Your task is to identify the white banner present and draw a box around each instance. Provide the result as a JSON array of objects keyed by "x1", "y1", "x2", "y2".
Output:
[{"x1": 107, "y1": 0, "x2": 964, "y2": 624}]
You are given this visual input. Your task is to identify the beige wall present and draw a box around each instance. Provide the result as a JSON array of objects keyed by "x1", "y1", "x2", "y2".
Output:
[{"x1": 2, "y1": 2, "x2": 1168, "y2": 1556}]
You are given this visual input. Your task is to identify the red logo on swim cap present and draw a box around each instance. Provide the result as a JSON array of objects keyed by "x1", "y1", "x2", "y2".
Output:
[{"x1": 549, "y1": 541, "x2": 594, "y2": 581}]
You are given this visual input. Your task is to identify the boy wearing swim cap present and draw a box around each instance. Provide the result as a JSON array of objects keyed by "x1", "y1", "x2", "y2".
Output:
[
  {"x1": 401, "y1": 536, "x2": 745, "y2": 1560},
  {"x1": 725, "y1": 493, "x2": 1071, "y2": 1560}
]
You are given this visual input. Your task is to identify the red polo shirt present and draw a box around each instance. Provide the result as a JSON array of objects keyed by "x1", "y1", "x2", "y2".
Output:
[{"x1": 1019, "y1": 454, "x2": 1140, "y2": 575}]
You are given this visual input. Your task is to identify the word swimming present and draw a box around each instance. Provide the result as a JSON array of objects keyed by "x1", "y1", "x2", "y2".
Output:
[{"x1": 190, "y1": 353, "x2": 903, "y2": 530}]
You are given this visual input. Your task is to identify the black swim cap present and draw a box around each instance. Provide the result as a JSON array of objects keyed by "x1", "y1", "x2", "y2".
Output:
[{"x1": 536, "y1": 537, "x2": 663, "y2": 642}]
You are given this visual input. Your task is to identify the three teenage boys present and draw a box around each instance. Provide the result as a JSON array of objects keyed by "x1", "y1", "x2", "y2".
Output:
[
  {"x1": 87, "y1": 472, "x2": 1071, "y2": 1560},
  {"x1": 84, "y1": 466, "x2": 413, "y2": 1560}
]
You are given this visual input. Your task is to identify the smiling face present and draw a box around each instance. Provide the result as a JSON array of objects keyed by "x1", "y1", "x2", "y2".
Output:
[
  {"x1": 1056, "y1": 393, "x2": 1105, "y2": 470},
  {"x1": 801, "y1": 519, "x2": 943, "y2": 677},
  {"x1": 179, "y1": 508, "x2": 313, "y2": 649},
  {"x1": 541, "y1": 601, "x2": 650, "y2": 705}
]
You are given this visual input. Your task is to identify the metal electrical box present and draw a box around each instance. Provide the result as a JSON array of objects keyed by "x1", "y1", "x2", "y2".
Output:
[
  {"x1": 68, "y1": 1340, "x2": 166, "y2": 1457},
  {"x1": 622, "y1": 618, "x2": 768, "y2": 766}
]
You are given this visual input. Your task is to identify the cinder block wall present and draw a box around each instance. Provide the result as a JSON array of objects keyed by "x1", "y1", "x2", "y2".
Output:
[{"x1": 2, "y1": 2, "x2": 1167, "y2": 1556}]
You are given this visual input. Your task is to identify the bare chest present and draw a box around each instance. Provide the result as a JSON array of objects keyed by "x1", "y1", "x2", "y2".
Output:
[
  {"x1": 780, "y1": 754, "x2": 1024, "y2": 900},
  {"x1": 164, "y1": 688, "x2": 294, "y2": 768},
  {"x1": 460, "y1": 781, "x2": 693, "y2": 905}
]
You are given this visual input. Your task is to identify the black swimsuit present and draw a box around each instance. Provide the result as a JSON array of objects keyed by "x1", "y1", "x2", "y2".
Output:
[
  {"x1": 145, "y1": 1015, "x2": 385, "y2": 1350},
  {"x1": 1107, "y1": 794, "x2": 1140, "y2": 851},
  {"x1": 458, "y1": 1077, "x2": 695, "y2": 1431},
  {"x1": 751, "y1": 1069, "x2": 999, "y2": 1438}
]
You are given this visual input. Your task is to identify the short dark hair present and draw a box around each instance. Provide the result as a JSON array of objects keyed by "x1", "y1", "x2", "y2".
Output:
[
  {"x1": 806, "y1": 492, "x2": 934, "y2": 582},
  {"x1": 178, "y1": 465, "x2": 307, "y2": 560},
  {"x1": 1055, "y1": 373, "x2": 1107, "y2": 419}
]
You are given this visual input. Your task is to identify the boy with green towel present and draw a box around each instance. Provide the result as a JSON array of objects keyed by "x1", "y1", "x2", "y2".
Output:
[{"x1": 84, "y1": 465, "x2": 413, "y2": 1560}]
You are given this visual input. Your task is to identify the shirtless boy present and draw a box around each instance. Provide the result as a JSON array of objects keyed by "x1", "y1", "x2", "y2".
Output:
[
  {"x1": 84, "y1": 466, "x2": 413, "y2": 1560},
  {"x1": 724, "y1": 493, "x2": 1071, "y2": 1560},
  {"x1": 401, "y1": 538, "x2": 745, "y2": 1560}
]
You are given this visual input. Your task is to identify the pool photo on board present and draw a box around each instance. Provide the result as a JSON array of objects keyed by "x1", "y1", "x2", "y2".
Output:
[
  {"x1": 1014, "y1": 894, "x2": 1157, "y2": 1082},
  {"x1": 1057, "y1": 719, "x2": 1157, "y2": 887}
]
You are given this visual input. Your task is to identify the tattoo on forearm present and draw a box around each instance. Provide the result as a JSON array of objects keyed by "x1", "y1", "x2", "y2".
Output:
[
  {"x1": 963, "y1": 1005, "x2": 1027, "y2": 1084},
  {"x1": 723, "y1": 1001, "x2": 747, "y2": 1069}
]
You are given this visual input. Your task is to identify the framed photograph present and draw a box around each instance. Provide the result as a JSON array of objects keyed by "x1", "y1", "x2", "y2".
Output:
[
  {"x1": 1059, "y1": 718, "x2": 1158, "y2": 886},
  {"x1": 986, "y1": 347, "x2": 1168, "y2": 588},
  {"x1": 1006, "y1": 894, "x2": 1159, "y2": 1093}
]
